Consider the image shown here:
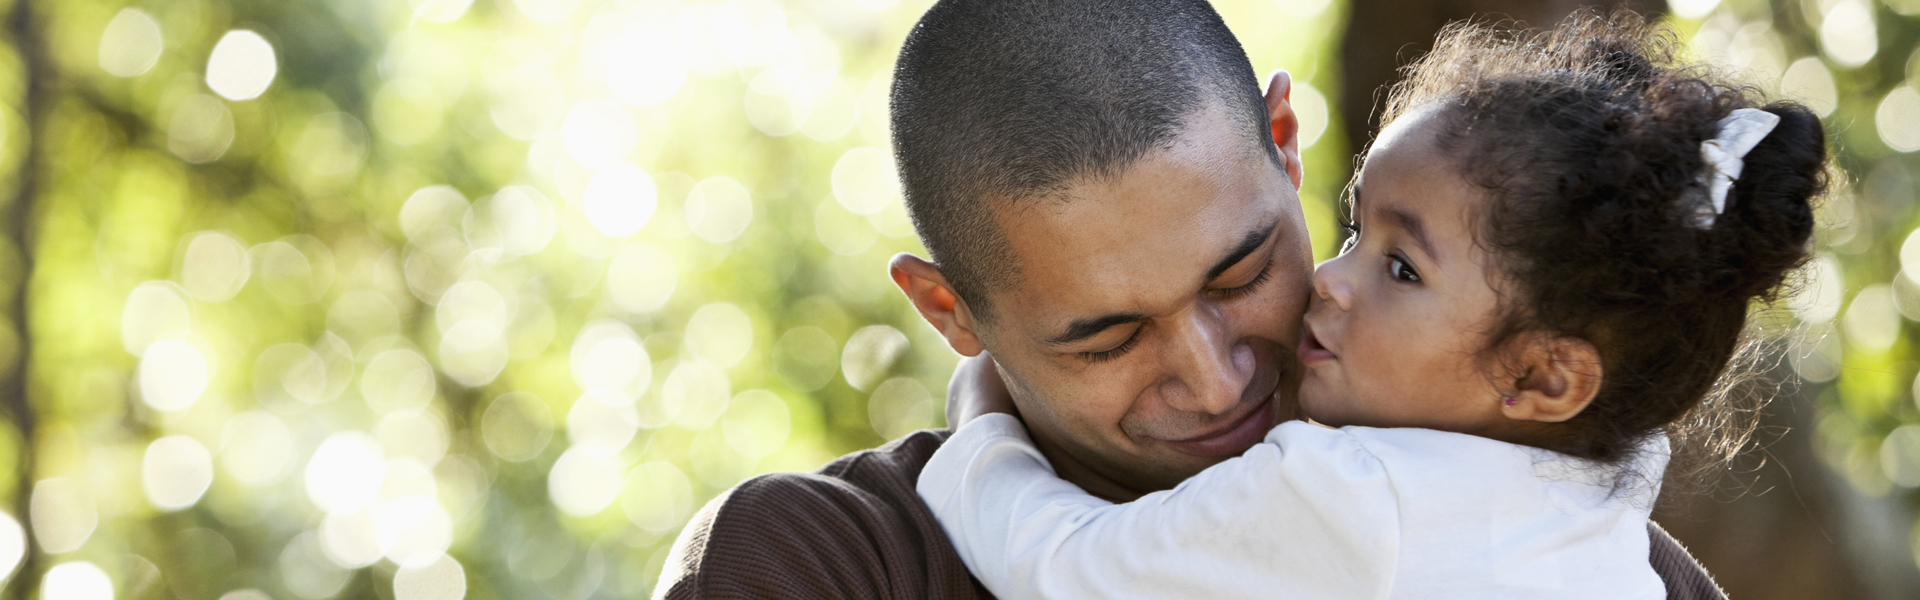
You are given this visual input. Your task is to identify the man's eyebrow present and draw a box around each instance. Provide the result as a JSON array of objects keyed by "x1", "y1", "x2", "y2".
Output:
[
  {"x1": 1386, "y1": 207, "x2": 1439, "y2": 261},
  {"x1": 1047, "y1": 313, "x2": 1149, "y2": 346},
  {"x1": 1206, "y1": 220, "x2": 1280, "y2": 282}
]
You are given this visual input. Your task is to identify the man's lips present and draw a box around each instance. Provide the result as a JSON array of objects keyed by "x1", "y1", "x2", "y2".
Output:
[
  {"x1": 1159, "y1": 401, "x2": 1275, "y2": 457},
  {"x1": 1297, "y1": 326, "x2": 1336, "y2": 364}
]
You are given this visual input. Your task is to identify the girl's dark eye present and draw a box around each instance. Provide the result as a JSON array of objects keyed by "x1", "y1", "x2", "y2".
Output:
[
  {"x1": 1338, "y1": 220, "x2": 1359, "y2": 254},
  {"x1": 1390, "y1": 256, "x2": 1421, "y2": 283}
]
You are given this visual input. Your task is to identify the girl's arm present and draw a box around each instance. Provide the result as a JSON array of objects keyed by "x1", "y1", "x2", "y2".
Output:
[{"x1": 918, "y1": 414, "x2": 1403, "y2": 599}]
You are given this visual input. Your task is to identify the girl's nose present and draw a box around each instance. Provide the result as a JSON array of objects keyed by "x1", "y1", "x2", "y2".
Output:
[{"x1": 1312, "y1": 255, "x2": 1355, "y2": 312}]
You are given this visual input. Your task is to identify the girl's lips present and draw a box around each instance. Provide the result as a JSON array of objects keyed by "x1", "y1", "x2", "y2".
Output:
[
  {"x1": 1162, "y1": 401, "x2": 1276, "y2": 457},
  {"x1": 1298, "y1": 327, "x2": 1336, "y2": 364}
]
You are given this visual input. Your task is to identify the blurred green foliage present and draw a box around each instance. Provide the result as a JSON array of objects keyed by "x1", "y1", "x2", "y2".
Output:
[{"x1": 0, "y1": 1, "x2": 1350, "y2": 598}]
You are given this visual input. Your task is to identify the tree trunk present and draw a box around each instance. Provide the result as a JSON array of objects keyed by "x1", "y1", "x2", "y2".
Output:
[
  {"x1": 5, "y1": 1, "x2": 39, "y2": 597},
  {"x1": 1338, "y1": 0, "x2": 1644, "y2": 157}
]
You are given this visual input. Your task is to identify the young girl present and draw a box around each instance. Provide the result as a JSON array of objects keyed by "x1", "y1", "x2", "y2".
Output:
[{"x1": 918, "y1": 13, "x2": 1825, "y2": 600}]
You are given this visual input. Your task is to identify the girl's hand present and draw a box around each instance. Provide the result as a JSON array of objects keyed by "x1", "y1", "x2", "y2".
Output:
[{"x1": 946, "y1": 353, "x2": 1017, "y2": 428}]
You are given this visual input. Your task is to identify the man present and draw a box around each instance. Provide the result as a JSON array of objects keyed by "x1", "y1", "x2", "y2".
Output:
[{"x1": 657, "y1": 1, "x2": 1724, "y2": 598}]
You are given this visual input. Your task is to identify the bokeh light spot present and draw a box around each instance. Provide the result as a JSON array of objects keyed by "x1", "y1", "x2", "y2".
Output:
[
  {"x1": 607, "y1": 31, "x2": 687, "y2": 108},
  {"x1": 206, "y1": 30, "x2": 278, "y2": 101},
  {"x1": 439, "y1": 319, "x2": 511, "y2": 387},
  {"x1": 254, "y1": 239, "x2": 330, "y2": 305},
  {"x1": 179, "y1": 231, "x2": 251, "y2": 301},
  {"x1": 830, "y1": 147, "x2": 900, "y2": 215},
  {"x1": 324, "y1": 517, "x2": 382, "y2": 575},
  {"x1": 0, "y1": 511, "x2": 23, "y2": 582},
  {"x1": 1792, "y1": 254, "x2": 1845, "y2": 323},
  {"x1": 1880, "y1": 425, "x2": 1920, "y2": 487},
  {"x1": 409, "y1": 0, "x2": 474, "y2": 23},
  {"x1": 376, "y1": 410, "x2": 451, "y2": 467},
  {"x1": 167, "y1": 95, "x2": 236, "y2": 163},
  {"x1": 1292, "y1": 82, "x2": 1330, "y2": 149},
  {"x1": 567, "y1": 396, "x2": 641, "y2": 456},
  {"x1": 140, "y1": 339, "x2": 211, "y2": 412},
  {"x1": 562, "y1": 99, "x2": 637, "y2": 169},
  {"x1": 868, "y1": 377, "x2": 937, "y2": 440},
  {"x1": 305, "y1": 432, "x2": 388, "y2": 515},
  {"x1": 280, "y1": 532, "x2": 349, "y2": 600},
  {"x1": 220, "y1": 411, "x2": 294, "y2": 485},
  {"x1": 255, "y1": 343, "x2": 330, "y2": 408},
  {"x1": 394, "y1": 554, "x2": 467, "y2": 600},
  {"x1": 373, "y1": 78, "x2": 447, "y2": 146},
  {"x1": 122, "y1": 281, "x2": 191, "y2": 356},
  {"x1": 686, "y1": 303, "x2": 753, "y2": 367},
  {"x1": 143, "y1": 435, "x2": 215, "y2": 511},
  {"x1": 772, "y1": 327, "x2": 838, "y2": 391},
  {"x1": 327, "y1": 291, "x2": 402, "y2": 349},
  {"x1": 376, "y1": 495, "x2": 453, "y2": 567},
  {"x1": 42, "y1": 562, "x2": 113, "y2": 600},
  {"x1": 841, "y1": 325, "x2": 908, "y2": 391},
  {"x1": 607, "y1": 244, "x2": 677, "y2": 313},
  {"x1": 571, "y1": 320, "x2": 650, "y2": 404},
  {"x1": 31, "y1": 479, "x2": 96, "y2": 554},
  {"x1": 685, "y1": 177, "x2": 754, "y2": 244},
  {"x1": 722, "y1": 389, "x2": 790, "y2": 458},
  {"x1": 548, "y1": 447, "x2": 621, "y2": 516},
  {"x1": 584, "y1": 165, "x2": 657, "y2": 237},
  {"x1": 1781, "y1": 57, "x2": 1838, "y2": 116},
  {"x1": 435, "y1": 281, "x2": 511, "y2": 338},
  {"x1": 815, "y1": 198, "x2": 879, "y2": 256},
  {"x1": 1669, "y1": 0, "x2": 1721, "y2": 19},
  {"x1": 401, "y1": 186, "x2": 471, "y2": 241},
  {"x1": 475, "y1": 186, "x2": 558, "y2": 256},
  {"x1": 659, "y1": 360, "x2": 731, "y2": 429},
  {"x1": 363, "y1": 349, "x2": 437, "y2": 414},
  {"x1": 513, "y1": 0, "x2": 582, "y2": 23},
  {"x1": 1877, "y1": 85, "x2": 1920, "y2": 153},
  {"x1": 487, "y1": 67, "x2": 565, "y2": 140},
  {"x1": 481, "y1": 392, "x2": 554, "y2": 462},
  {"x1": 1819, "y1": 0, "x2": 1877, "y2": 68},
  {"x1": 99, "y1": 8, "x2": 163, "y2": 77},
  {"x1": 1844, "y1": 285, "x2": 1900, "y2": 352},
  {"x1": 621, "y1": 462, "x2": 692, "y2": 533}
]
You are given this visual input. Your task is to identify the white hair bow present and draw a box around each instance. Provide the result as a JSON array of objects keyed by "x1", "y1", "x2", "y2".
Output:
[{"x1": 1688, "y1": 108, "x2": 1780, "y2": 228}]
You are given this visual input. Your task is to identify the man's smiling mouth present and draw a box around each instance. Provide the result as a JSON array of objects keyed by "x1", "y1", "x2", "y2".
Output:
[
  {"x1": 1149, "y1": 358, "x2": 1284, "y2": 458},
  {"x1": 1159, "y1": 401, "x2": 1276, "y2": 457}
]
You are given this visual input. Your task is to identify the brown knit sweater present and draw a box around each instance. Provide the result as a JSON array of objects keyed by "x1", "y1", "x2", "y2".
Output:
[{"x1": 657, "y1": 429, "x2": 1726, "y2": 599}]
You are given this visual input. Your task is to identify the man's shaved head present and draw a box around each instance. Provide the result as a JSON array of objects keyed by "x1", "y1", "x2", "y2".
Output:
[{"x1": 890, "y1": 0, "x2": 1275, "y2": 319}]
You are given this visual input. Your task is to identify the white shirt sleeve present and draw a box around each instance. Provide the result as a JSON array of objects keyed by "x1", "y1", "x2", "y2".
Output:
[{"x1": 918, "y1": 415, "x2": 1402, "y2": 600}]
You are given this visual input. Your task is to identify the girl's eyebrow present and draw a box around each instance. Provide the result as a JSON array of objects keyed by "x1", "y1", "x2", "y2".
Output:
[{"x1": 1386, "y1": 207, "x2": 1440, "y2": 262}]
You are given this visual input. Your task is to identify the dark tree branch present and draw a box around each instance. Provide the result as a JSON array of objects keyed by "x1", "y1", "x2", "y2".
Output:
[{"x1": 4, "y1": 0, "x2": 42, "y2": 597}]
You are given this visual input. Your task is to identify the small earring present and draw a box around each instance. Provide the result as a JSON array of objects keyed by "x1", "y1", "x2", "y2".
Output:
[{"x1": 1503, "y1": 397, "x2": 1517, "y2": 407}]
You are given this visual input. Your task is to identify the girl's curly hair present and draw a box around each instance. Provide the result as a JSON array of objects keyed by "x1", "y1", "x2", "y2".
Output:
[{"x1": 1377, "y1": 10, "x2": 1827, "y2": 476}]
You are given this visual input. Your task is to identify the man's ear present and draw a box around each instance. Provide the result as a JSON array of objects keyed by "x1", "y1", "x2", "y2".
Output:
[
  {"x1": 1263, "y1": 69, "x2": 1305, "y2": 191},
  {"x1": 889, "y1": 253, "x2": 987, "y2": 357},
  {"x1": 1501, "y1": 336, "x2": 1603, "y2": 424}
]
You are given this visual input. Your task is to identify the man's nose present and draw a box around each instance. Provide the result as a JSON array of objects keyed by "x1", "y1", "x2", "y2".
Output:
[
  {"x1": 1157, "y1": 306, "x2": 1253, "y2": 415},
  {"x1": 1312, "y1": 255, "x2": 1355, "y2": 312}
]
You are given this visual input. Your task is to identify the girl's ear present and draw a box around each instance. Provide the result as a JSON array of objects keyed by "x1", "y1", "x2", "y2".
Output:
[{"x1": 1501, "y1": 335, "x2": 1603, "y2": 423}]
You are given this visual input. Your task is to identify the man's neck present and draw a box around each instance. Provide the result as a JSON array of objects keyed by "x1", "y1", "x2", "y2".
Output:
[{"x1": 1028, "y1": 432, "x2": 1147, "y2": 503}]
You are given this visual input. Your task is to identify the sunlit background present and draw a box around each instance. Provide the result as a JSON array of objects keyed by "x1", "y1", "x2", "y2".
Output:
[{"x1": 0, "y1": 0, "x2": 1912, "y2": 598}]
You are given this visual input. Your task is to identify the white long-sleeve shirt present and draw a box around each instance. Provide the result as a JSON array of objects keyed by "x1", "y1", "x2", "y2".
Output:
[{"x1": 917, "y1": 414, "x2": 1669, "y2": 600}]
